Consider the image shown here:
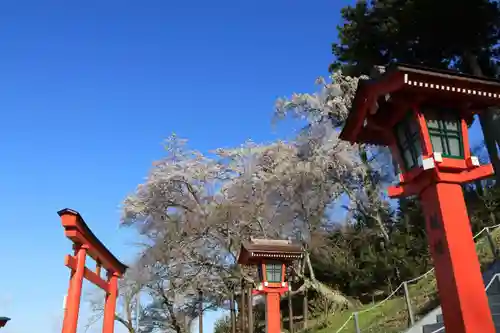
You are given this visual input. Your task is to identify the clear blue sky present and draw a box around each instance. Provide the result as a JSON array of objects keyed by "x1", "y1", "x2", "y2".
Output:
[{"x1": 0, "y1": 1, "x2": 352, "y2": 333}]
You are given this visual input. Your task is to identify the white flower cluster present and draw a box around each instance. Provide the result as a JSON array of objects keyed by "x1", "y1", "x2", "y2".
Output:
[{"x1": 120, "y1": 70, "x2": 373, "y2": 317}]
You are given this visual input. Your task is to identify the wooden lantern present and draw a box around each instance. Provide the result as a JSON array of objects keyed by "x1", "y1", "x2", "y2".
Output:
[
  {"x1": 340, "y1": 63, "x2": 500, "y2": 333},
  {"x1": 238, "y1": 238, "x2": 302, "y2": 333}
]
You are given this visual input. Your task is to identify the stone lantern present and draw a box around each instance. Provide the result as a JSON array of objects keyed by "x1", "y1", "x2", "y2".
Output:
[{"x1": 340, "y1": 63, "x2": 500, "y2": 333}]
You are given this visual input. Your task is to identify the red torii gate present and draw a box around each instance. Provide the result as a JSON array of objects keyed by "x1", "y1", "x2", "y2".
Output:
[{"x1": 59, "y1": 208, "x2": 128, "y2": 333}]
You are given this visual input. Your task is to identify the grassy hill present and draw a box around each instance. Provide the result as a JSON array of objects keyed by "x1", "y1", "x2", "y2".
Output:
[{"x1": 297, "y1": 226, "x2": 500, "y2": 333}]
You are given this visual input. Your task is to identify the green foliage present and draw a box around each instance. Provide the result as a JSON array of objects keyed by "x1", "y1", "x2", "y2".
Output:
[
  {"x1": 310, "y1": 196, "x2": 430, "y2": 300},
  {"x1": 306, "y1": 182, "x2": 500, "y2": 302},
  {"x1": 466, "y1": 183, "x2": 500, "y2": 232},
  {"x1": 307, "y1": 220, "x2": 500, "y2": 333},
  {"x1": 214, "y1": 315, "x2": 232, "y2": 333},
  {"x1": 290, "y1": 179, "x2": 500, "y2": 332},
  {"x1": 332, "y1": 0, "x2": 500, "y2": 76}
]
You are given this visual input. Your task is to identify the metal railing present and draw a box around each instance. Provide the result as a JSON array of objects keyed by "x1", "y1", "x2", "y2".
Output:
[
  {"x1": 426, "y1": 272, "x2": 500, "y2": 333},
  {"x1": 326, "y1": 224, "x2": 500, "y2": 333}
]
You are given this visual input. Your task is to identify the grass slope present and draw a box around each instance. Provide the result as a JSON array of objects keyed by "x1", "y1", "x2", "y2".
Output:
[{"x1": 307, "y1": 227, "x2": 500, "y2": 333}]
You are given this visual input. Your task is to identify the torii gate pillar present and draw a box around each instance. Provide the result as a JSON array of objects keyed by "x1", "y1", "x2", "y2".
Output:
[{"x1": 59, "y1": 209, "x2": 128, "y2": 333}]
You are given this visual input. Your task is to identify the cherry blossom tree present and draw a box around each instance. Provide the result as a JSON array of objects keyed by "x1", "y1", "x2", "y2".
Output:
[
  {"x1": 85, "y1": 265, "x2": 147, "y2": 333},
  {"x1": 275, "y1": 69, "x2": 396, "y2": 243},
  {"x1": 118, "y1": 69, "x2": 389, "y2": 330}
]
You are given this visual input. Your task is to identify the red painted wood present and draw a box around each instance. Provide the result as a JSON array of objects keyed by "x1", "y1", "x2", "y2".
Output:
[
  {"x1": 265, "y1": 292, "x2": 282, "y2": 333},
  {"x1": 65, "y1": 255, "x2": 109, "y2": 293},
  {"x1": 421, "y1": 183, "x2": 495, "y2": 333},
  {"x1": 62, "y1": 245, "x2": 87, "y2": 333},
  {"x1": 59, "y1": 209, "x2": 127, "y2": 333},
  {"x1": 340, "y1": 65, "x2": 500, "y2": 333},
  {"x1": 102, "y1": 273, "x2": 119, "y2": 333}
]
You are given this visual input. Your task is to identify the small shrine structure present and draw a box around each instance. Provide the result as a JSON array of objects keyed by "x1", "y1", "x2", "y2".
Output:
[
  {"x1": 59, "y1": 208, "x2": 128, "y2": 333},
  {"x1": 0, "y1": 317, "x2": 10, "y2": 329},
  {"x1": 340, "y1": 63, "x2": 500, "y2": 333},
  {"x1": 238, "y1": 238, "x2": 302, "y2": 333}
]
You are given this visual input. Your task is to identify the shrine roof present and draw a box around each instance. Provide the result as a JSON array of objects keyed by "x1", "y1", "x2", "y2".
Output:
[
  {"x1": 393, "y1": 63, "x2": 500, "y2": 85},
  {"x1": 237, "y1": 238, "x2": 303, "y2": 264},
  {"x1": 0, "y1": 317, "x2": 10, "y2": 327},
  {"x1": 340, "y1": 63, "x2": 500, "y2": 145}
]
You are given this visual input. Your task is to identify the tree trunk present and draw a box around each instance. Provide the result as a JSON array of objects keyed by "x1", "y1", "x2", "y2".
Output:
[
  {"x1": 478, "y1": 113, "x2": 500, "y2": 181},
  {"x1": 135, "y1": 292, "x2": 140, "y2": 333},
  {"x1": 165, "y1": 302, "x2": 184, "y2": 333},
  {"x1": 230, "y1": 288, "x2": 236, "y2": 333},
  {"x1": 464, "y1": 51, "x2": 500, "y2": 184},
  {"x1": 490, "y1": 211, "x2": 497, "y2": 225},
  {"x1": 324, "y1": 296, "x2": 329, "y2": 325},
  {"x1": 198, "y1": 289, "x2": 203, "y2": 333},
  {"x1": 240, "y1": 280, "x2": 246, "y2": 333},
  {"x1": 302, "y1": 287, "x2": 308, "y2": 330},
  {"x1": 247, "y1": 285, "x2": 253, "y2": 333},
  {"x1": 295, "y1": 252, "x2": 350, "y2": 308},
  {"x1": 475, "y1": 180, "x2": 484, "y2": 197}
]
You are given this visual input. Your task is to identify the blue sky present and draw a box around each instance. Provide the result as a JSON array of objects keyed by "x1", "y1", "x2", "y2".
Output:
[
  {"x1": 0, "y1": 1, "x2": 352, "y2": 333},
  {"x1": 0, "y1": 2, "x2": 489, "y2": 333}
]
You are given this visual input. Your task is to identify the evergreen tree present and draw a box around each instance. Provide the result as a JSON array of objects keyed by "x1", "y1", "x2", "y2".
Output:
[{"x1": 332, "y1": 0, "x2": 500, "y2": 182}]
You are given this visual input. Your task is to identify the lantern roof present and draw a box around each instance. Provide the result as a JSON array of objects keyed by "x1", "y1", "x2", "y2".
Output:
[
  {"x1": 340, "y1": 63, "x2": 500, "y2": 146},
  {"x1": 0, "y1": 317, "x2": 10, "y2": 328},
  {"x1": 237, "y1": 238, "x2": 303, "y2": 265}
]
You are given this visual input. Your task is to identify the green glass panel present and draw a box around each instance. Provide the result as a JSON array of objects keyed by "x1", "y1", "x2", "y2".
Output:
[
  {"x1": 403, "y1": 150, "x2": 413, "y2": 169},
  {"x1": 430, "y1": 135, "x2": 443, "y2": 153},
  {"x1": 444, "y1": 119, "x2": 459, "y2": 131},
  {"x1": 265, "y1": 263, "x2": 283, "y2": 283},
  {"x1": 448, "y1": 137, "x2": 461, "y2": 157},
  {"x1": 397, "y1": 125, "x2": 407, "y2": 147},
  {"x1": 394, "y1": 111, "x2": 422, "y2": 171},
  {"x1": 413, "y1": 138, "x2": 422, "y2": 158},
  {"x1": 425, "y1": 108, "x2": 463, "y2": 158},
  {"x1": 408, "y1": 117, "x2": 420, "y2": 136},
  {"x1": 427, "y1": 118, "x2": 440, "y2": 129}
]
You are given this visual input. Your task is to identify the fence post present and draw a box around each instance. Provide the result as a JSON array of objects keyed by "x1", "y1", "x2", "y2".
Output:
[
  {"x1": 403, "y1": 281, "x2": 415, "y2": 326},
  {"x1": 198, "y1": 289, "x2": 203, "y2": 333},
  {"x1": 485, "y1": 227, "x2": 499, "y2": 260},
  {"x1": 496, "y1": 273, "x2": 500, "y2": 289},
  {"x1": 353, "y1": 312, "x2": 361, "y2": 333}
]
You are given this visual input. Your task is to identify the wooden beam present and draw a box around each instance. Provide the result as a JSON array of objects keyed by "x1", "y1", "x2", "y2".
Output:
[
  {"x1": 96, "y1": 261, "x2": 102, "y2": 278},
  {"x1": 59, "y1": 209, "x2": 128, "y2": 276},
  {"x1": 65, "y1": 255, "x2": 110, "y2": 293}
]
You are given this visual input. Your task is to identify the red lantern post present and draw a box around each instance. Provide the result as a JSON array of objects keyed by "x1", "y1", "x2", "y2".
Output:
[
  {"x1": 340, "y1": 64, "x2": 500, "y2": 333},
  {"x1": 238, "y1": 239, "x2": 302, "y2": 333}
]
